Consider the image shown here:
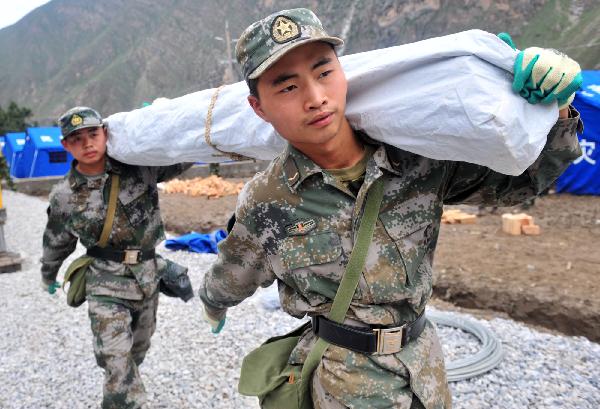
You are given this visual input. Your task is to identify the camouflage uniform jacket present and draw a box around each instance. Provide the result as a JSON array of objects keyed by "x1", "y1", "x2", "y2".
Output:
[
  {"x1": 200, "y1": 110, "x2": 582, "y2": 408},
  {"x1": 42, "y1": 157, "x2": 191, "y2": 300}
]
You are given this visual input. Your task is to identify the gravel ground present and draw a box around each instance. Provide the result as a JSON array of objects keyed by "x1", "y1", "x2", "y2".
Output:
[{"x1": 0, "y1": 190, "x2": 598, "y2": 409}]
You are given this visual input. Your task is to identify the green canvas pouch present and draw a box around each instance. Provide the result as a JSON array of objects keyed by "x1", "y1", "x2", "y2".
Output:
[
  {"x1": 238, "y1": 322, "x2": 310, "y2": 409},
  {"x1": 62, "y1": 255, "x2": 93, "y2": 307}
]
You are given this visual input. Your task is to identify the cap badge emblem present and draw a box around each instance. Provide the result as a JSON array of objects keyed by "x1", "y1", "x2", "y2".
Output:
[
  {"x1": 271, "y1": 16, "x2": 300, "y2": 43},
  {"x1": 70, "y1": 115, "x2": 83, "y2": 126}
]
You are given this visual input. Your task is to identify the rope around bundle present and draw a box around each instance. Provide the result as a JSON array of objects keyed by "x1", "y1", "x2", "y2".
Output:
[
  {"x1": 204, "y1": 85, "x2": 252, "y2": 162},
  {"x1": 428, "y1": 310, "x2": 504, "y2": 382}
]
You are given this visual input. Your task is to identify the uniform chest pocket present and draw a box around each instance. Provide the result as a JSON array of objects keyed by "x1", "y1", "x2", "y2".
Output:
[
  {"x1": 119, "y1": 183, "x2": 153, "y2": 226},
  {"x1": 279, "y1": 231, "x2": 342, "y2": 271},
  {"x1": 387, "y1": 221, "x2": 433, "y2": 282},
  {"x1": 67, "y1": 190, "x2": 104, "y2": 237}
]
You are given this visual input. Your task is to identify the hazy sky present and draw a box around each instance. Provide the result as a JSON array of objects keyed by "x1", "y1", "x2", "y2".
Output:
[{"x1": 0, "y1": 0, "x2": 52, "y2": 30}]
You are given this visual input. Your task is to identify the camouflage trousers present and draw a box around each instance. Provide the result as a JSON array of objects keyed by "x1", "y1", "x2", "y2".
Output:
[
  {"x1": 88, "y1": 292, "x2": 159, "y2": 409},
  {"x1": 311, "y1": 362, "x2": 425, "y2": 409}
]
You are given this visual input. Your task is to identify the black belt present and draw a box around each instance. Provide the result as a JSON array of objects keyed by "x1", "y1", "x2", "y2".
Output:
[
  {"x1": 86, "y1": 246, "x2": 155, "y2": 265},
  {"x1": 312, "y1": 312, "x2": 427, "y2": 355}
]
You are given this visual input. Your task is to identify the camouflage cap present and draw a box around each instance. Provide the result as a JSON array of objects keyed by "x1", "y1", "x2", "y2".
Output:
[
  {"x1": 58, "y1": 106, "x2": 103, "y2": 139},
  {"x1": 236, "y1": 8, "x2": 343, "y2": 80}
]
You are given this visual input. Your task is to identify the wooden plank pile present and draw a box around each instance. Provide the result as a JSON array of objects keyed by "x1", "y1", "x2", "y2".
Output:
[
  {"x1": 161, "y1": 175, "x2": 244, "y2": 199},
  {"x1": 442, "y1": 209, "x2": 477, "y2": 224},
  {"x1": 501, "y1": 213, "x2": 541, "y2": 235}
]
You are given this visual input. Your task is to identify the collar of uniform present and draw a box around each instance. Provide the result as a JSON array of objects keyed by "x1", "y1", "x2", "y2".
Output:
[
  {"x1": 282, "y1": 144, "x2": 324, "y2": 192},
  {"x1": 355, "y1": 130, "x2": 401, "y2": 177},
  {"x1": 105, "y1": 156, "x2": 123, "y2": 175},
  {"x1": 371, "y1": 144, "x2": 402, "y2": 176},
  {"x1": 68, "y1": 155, "x2": 121, "y2": 190},
  {"x1": 281, "y1": 135, "x2": 398, "y2": 192},
  {"x1": 68, "y1": 161, "x2": 88, "y2": 190}
]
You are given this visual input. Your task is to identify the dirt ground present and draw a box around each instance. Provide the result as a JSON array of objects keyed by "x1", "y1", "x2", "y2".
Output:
[{"x1": 159, "y1": 184, "x2": 600, "y2": 342}]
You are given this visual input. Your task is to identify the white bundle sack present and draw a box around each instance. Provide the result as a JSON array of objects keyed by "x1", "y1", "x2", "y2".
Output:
[{"x1": 106, "y1": 30, "x2": 558, "y2": 175}]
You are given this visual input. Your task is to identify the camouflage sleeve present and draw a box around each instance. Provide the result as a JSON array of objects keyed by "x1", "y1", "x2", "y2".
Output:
[
  {"x1": 154, "y1": 163, "x2": 194, "y2": 183},
  {"x1": 40, "y1": 197, "x2": 77, "y2": 282},
  {"x1": 443, "y1": 107, "x2": 583, "y2": 206},
  {"x1": 198, "y1": 200, "x2": 277, "y2": 320}
]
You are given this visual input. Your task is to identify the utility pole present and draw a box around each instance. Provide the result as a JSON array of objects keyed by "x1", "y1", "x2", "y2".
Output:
[
  {"x1": 210, "y1": 20, "x2": 239, "y2": 176},
  {"x1": 222, "y1": 20, "x2": 237, "y2": 85}
]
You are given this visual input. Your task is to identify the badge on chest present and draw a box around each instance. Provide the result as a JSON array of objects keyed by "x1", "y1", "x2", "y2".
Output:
[{"x1": 285, "y1": 219, "x2": 317, "y2": 236}]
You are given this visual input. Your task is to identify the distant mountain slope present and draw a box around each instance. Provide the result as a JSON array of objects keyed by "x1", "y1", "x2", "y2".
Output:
[{"x1": 1, "y1": 0, "x2": 598, "y2": 123}]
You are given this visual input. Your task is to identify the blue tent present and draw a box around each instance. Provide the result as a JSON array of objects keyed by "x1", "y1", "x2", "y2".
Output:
[
  {"x1": 556, "y1": 71, "x2": 600, "y2": 195},
  {"x1": 2, "y1": 132, "x2": 27, "y2": 177},
  {"x1": 16, "y1": 127, "x2": 72, "y2": 178}
]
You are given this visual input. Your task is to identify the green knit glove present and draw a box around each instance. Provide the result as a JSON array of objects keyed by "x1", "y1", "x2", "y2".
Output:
[
  {"x1": 499, "y1": 33, "x2": 582, "y2": 109},
  {"x1": 203, "y1": 307, "x2": 226, "y2": 334},
  {"x1": 41, "y1": 279, "x2": 61, "y2": 294},
  {"x1": 498, "y1": 32, "x2": 516, "y2": 50}
]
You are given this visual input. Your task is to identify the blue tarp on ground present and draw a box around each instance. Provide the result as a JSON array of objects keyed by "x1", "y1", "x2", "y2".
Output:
[
  {"x1": 2, "y1": 132, "x2": 26, "y2": 177},
  {"x1": 165, "y1": 230, "x2": 227, "y2": 254},
  {"x1": 556, "y1": 71, "x2": 600, "y2": 195},
  {"x1": 17, "y1": 127, "x2": 72, "y2": 178}
]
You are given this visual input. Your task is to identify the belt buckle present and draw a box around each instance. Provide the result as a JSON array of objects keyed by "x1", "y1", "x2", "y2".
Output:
[
  {"x1": 123, "y1": 249, "x2": 141, "y2": 265},
  {"x1": 374, "y1": 325, "x2": 405, "y2": 355}
]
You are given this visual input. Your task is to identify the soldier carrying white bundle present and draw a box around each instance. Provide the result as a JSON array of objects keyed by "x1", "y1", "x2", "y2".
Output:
[
  {"x1": 40, "y1": 106, "x2": 194, "y2": 409},
  {"x1": 196, "y1": 7, "x2": 583, "y2": 409}
]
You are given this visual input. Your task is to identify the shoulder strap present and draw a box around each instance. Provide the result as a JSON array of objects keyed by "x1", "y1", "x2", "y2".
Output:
[
  {"x1": 327, "y1": 178, "x2": 384, "y2": 323},
  {"x1": 299, "y1": 177, "x2": 385, "y2": 407},
  {"x1": 97, "y1": 174, "x2": 120, "y2": 248}
]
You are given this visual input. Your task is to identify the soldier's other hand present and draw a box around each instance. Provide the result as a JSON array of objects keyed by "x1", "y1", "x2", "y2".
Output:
[
  {"x1": 41, "y1": 278, "x2": 61, "y2": 294},
  {"x1": 513, "y1": 46, "x2": 582, "y2": 109},
  {"x1": 203, "y1": 307, "x2": 226, "y2": 334}
]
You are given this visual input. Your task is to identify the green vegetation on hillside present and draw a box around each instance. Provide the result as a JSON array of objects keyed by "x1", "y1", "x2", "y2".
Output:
[
  {"x1": 514, "y1": 0, "x2": 600, "y2": 69},
  {"x1": 0, "y1": 102, "x2": 33, "y2": 135}
]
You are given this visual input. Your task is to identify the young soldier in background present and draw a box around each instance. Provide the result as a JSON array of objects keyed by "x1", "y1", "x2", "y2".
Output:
[
  {"x1": 199, "y1": 9, "x2": 583, "y2": 408},
  {"x1": 41, "y1": 107, "x2": 191, "y2": 409}
]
